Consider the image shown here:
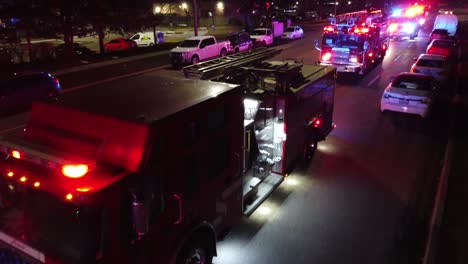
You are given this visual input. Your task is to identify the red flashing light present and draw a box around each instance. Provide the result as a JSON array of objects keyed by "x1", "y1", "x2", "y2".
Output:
[
  {"x1": 361, "y1": 28, "x2": 369, "y2": 33},
  {"x1": 11, "y1": 150, "x2": 21, "y2": 159},
  {"x1": 19, "y1": 176, "x2": 27, "y2": 183},
  {"x1": 66, "y1": 193, "x2": 73, "y2": 201},
  {"x1": 7, "y1": 171, "x2": 14, "y2": 177},
  {"x1": 313, "y1": 118, "x2": 322, "y2": 128},
  {"x1": 53, "y1": 78, "x2": 60, "y2": 84},
  {"x1": 368, "y1": 52, "x2": 373, "y2": 57},
  {"x1": 324, "y1": 26, "x2": 335, "y2": 32},
  {"x1": 62, "y1": 164, "x2": 89, "y2": 179},
  {"x1": 76, "y1": 187, "x2": 92, "y2": 192},
  {"x1": 33, "y1": 181, "x2": 40, "y2": 188},
  {"x1": 322, "y1": 52, "x2": 332, "y2": 61},
  {"x1": 382, "y1": 44, "x2": 387, "y2": 50}
]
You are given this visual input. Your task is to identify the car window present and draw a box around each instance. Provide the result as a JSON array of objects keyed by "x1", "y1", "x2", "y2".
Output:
[
  {"x1": 109, "y1": 39, "x2": 121, "y2": 43},
  {"x1": 252, "y1": 29, "x2": 267, "y2": 35},
  {"x1": 433, "y1": 40, "x2": 454, "y2": 48},
  {"x1": 285, "y1": 27, "x2": 295, "y2": 32},
  {"x1": 131, "y1": 34, "x2": 140, "y2": 40},
  {"x1": 179, "y1": 39, "x2": 200, "y2": 47},
  {"x1": 199, "y1": 38, "x2": 213, "y2": 46},
  {"x1": 416, "y1": 59, "x2": 445, "y2": 68},
  {"x1": 393, "y1": 75, "x2": 432, "y2": 90},
  {"x1": 432, "y1": 29, "x2": 448, "y2": 34}
]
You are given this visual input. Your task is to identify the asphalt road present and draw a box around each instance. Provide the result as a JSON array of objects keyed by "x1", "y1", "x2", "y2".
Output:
[{"x1": 0, "y1": 14, "x2": 451, "y2": 264}]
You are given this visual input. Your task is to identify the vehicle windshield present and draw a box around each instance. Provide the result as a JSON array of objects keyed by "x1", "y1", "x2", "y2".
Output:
[
  {"x1": 417, "y1": 59, "x2": 445, "y2": 68},
  {"x1": 179, "y1": 39, "x2": 200, "y2": 47},
  {"x1": 285, "y1": 27, "x2": 295, "y2": 32},
  {"x1": 252, "y1": 29, "x2": 267, "y2": 35},
  {"x1": 109, "y1": 39, "x2": 121, "y2": 43},
  {"x1": 322, "y1": 33, "x2": 366, "y2": 49},
  {"x1": 131, "y1": 34, "x2": 139, "y2": 40},
  {"x1": 392, "y1": 75, "x2": 432, "y2": 90}
]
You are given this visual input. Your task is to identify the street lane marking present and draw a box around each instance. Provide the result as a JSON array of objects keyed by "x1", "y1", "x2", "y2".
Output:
[
  {"x1": 393, "y1": 55, "x2": 402, "y2": 62},
  {"x1": 367, "y1": 74, "x2": 380, "y2": 88},
  {"x1": 64, "y1": 64, "x2": 170, "y2": 94}
]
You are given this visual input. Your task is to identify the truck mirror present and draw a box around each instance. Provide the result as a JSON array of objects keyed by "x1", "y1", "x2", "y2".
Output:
[{"x1": 314, "y1": 40, "x2": 321, "y2": 51}]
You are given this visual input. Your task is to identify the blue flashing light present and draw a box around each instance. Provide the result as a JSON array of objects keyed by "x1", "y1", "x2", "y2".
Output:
[{"x1": 392, "y1": 8, "x2": 402, "y2": 17}]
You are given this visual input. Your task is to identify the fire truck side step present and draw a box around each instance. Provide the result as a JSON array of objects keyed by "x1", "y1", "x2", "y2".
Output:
[{"x1": 243, "y1": 173, "x2": 284, "y2": 216}]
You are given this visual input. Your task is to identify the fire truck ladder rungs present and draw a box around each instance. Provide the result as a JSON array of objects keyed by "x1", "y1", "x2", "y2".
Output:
[{"x1": 182, "y1": 48, "x2": 281, "y2": 80}]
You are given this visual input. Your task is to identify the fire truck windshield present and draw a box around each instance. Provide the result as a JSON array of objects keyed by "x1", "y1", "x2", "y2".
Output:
[{"x1": 322, "y1": 33, "x2": 366, "y2": 49}]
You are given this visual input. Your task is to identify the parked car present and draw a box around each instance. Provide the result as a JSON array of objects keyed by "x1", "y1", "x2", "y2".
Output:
[
  {"x1": 225, "y1": 31, "x2": 253, "y2": 54},
  {"x1": 54, "y1": 43, "x2": 95, "y2": 57},
  {"x1": 169, "y1": 35, "x2": 229, "y2": 65},
  {"x1": 0, "y1": 71, "x2": 62, "y2": 117},
  {"x1": 281, "y1": 26, "x2": 304, "y2": 40},
  {"x1": 380, "y1": 73, "x2": 440, "y2": 118},
  {"x1": 410, "y1": 54, "x2": 452, "y2": 83},
  {"x1": 426, "y1": 39, "x2": 459, "y2": 60},
  {"x1": 104, "y1": 38, "x2": 137, "y2": 52},
  {"x1": 428, "y1": 29, "x2": 450, "y2": 44},
  {"x1": 433, "y1": 14, "x2": 458, "y2": 36},
  {"x1": 130, "y1": 31, "x2": 165, "y2": 47},
  {"x1": 250, "y1": 28, "x2": 274, "y2": 46}
]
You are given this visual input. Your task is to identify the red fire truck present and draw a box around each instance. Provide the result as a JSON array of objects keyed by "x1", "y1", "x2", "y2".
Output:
[
  {"x1": 0, "y1": 51, "x2": 336, "y2": 264},
  {"x1": 315, "y1": 8, "x2": 390, "y2": 76}
]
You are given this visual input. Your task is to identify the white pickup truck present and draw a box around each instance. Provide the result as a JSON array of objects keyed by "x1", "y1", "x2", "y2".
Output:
[{"x1": 170, "y1": 35, "x2": 229, "y2": 65}]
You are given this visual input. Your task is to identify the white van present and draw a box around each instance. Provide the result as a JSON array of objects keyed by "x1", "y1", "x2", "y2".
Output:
[
  {"x1": 130, "y1": 31, "x2": 165, "y2": 47},
  {"x1": 433, "y1": 14, "x2": 458, "y2": 36}
]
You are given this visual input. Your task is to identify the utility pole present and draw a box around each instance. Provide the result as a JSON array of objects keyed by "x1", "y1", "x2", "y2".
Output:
[{"x1": 192, "y1": 0, "x2": 199, "y2": 36}]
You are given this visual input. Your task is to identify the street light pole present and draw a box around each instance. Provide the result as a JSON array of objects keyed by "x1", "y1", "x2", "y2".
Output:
[{"x1": 192, "y1": 0, "x2": 199, "y2": 36}]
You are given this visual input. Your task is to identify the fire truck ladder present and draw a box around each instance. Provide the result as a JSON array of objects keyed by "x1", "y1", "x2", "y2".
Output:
[
  {"x1": 330, "y1": 8, "x2": 382, "y2": 26},
  {"x1": 182, "y1": 48, "x2": 281, "y2": 80}
]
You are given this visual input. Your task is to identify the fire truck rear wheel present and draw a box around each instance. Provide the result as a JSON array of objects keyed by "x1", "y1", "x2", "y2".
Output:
[{"x1": 177, "y1": 238, "x2": 213, "y2": 264}]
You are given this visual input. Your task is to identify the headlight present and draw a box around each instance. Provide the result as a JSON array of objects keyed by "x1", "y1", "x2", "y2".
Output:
[
  {"x1": 403, "y1": 23, "x2": 416, "y2": 33},
  {"x1": 349, "y1": 56, "x2": 358, "y2": 63}
]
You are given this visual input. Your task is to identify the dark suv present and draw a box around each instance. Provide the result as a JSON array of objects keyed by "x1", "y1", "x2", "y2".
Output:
[
  {"x1": 226, "y1": 31, "x2": 253, "y2": 54},
  {"x1": 0, "y1": 71, "x2": 62, "y2": 117}
]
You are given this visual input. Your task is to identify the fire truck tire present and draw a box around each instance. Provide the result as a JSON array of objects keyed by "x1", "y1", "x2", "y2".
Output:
[
  {"x1": 304, "y1": 133, "x2": 318, "y2": 160},
  {"x1": 177, "y1": 238, "x2": 213, "y2": 264},
  {"x1": 191, "y1": 55, "x2": 200, "y2": 64}
]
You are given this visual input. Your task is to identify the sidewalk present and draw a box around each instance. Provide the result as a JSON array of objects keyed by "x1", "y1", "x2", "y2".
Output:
[{"x1": 433, "y1": 37, "x2": 468, "y2": 264}]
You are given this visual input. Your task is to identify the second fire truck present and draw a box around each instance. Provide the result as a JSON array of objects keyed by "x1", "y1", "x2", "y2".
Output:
[{"x1": 315, "y1": 8, "x2": 390, "y2": 76}]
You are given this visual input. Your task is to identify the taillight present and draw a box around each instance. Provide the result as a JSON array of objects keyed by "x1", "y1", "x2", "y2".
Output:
[
  {"x1": 62, "y1": 164, "x2": 89, "y2": 179},
  {"x1": 11, "y1": 150, "x2": 21, "y2": 159},
  {"x1": 322, "y1": 52, "x2": 331, "y2": 61},
  {"x1": 427, "y1": 48, "x2": 434, "y2": 54},
  {"x1": 368, "y1": 52, "x2": 373, "y2": 57},
  {"x1": 313, "y1": 117, "x2": 322, "y2": 128}
]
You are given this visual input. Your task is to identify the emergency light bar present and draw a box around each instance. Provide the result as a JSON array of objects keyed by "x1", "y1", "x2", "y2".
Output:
[{"x1": 0, "y1": 139, "x2": 95, "y2": 179}]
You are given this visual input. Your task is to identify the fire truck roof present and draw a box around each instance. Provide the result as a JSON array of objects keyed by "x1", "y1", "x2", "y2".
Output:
[{"x1": 56, "y1": 73, "x2": 240, "y2": 124}]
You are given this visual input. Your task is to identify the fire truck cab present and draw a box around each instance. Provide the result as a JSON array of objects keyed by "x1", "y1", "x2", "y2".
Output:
[
  {"x1": 315, "y1": 8, "x2": 390, "y2": 76},
  {"x1": 387, "y1": 4, "x2": 427, "y2": 40},
  {"x1": 0, "y1": 75, "x2": 244, "y2": 264}
]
